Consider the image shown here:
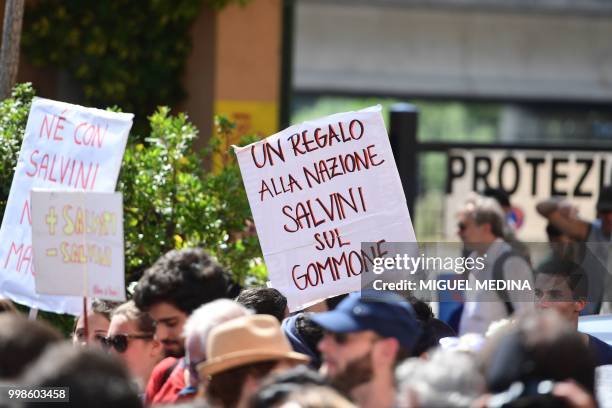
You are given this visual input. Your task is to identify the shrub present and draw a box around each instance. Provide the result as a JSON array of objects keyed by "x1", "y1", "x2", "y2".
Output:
[
  {"x1": 0, "y1": 83, "x2": 266, "y2": 311},
  {"x1": 119, "y1": 107, "x2": 265, "y2": 285},
  {"x1": 0, "y1": 83, "x2": 34, "y2": 212}
]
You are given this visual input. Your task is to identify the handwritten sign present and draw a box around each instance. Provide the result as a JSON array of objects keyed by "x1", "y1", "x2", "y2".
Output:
[
  {"x1": 0, "y1": 98, "x2": 132, "y2": 314},
  {"x1": 445, "y1": 149, "x2": 612, "y2": 240},
  {"x1": 31, "y1": 191, "x2": 125, "y2": 301},
  {"x1": 234, "y1": 106, "x2": 416, "y2": 311}
]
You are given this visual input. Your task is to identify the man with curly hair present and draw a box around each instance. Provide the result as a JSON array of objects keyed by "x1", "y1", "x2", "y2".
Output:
[{"x1": 133, "y1": 248, "x2": 238, "y2": 405}]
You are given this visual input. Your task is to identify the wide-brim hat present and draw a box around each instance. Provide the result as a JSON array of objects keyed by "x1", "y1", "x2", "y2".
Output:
[{"x1": 198, "y1": 314, "x2": 309, "y2": 377}]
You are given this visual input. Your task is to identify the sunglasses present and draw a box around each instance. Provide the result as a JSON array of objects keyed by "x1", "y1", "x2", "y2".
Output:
[
  {"x1": 457, "y1": 222, "x2": 467, "y2": 231},
  {"x1": 102, "y1": 333, "x2": 153, "y2": 353}
]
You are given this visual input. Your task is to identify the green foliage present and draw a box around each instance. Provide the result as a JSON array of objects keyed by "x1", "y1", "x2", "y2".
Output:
[
  {"x1": 0, "y1": 84, "x2": 265, "y2": 326},
  {"x1": 0, "y1": 83, "x2": 34, "y2": 215},
  {"x1": 118, "y1": 108, "x2": 264, "y2": 285},
  {"x1": 14, "y1": 304, "x2": 75, "y2": 338},
  {"x1": 21, "y1": 0, "x2": 249, "y2": 134},
  {"x1": 206, "y1": 117, "x2": 266, "y2": 285}
]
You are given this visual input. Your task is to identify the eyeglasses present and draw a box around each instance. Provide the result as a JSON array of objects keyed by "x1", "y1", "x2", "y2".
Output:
[{"x1": 102, "y1": 333, "x2": 154, "y2": 353}]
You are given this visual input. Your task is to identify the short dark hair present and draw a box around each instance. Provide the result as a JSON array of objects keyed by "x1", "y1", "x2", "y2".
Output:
[
  {"x1": 235, "y1": 287, "x2": 287, "y2": 322},
  {"x1": 133, "y1": 248, "x2": 235, "y2": 314},
  {"x1": 409, "y1": 296, "x2": 434, "y2": 321},
  {"x1": 325, "y1": 293, "x2": 348, "y2": 310},
  {"x1": 295, "y1": 314, "x2": 323, "y2": 357},
  {"x1": 596, "y1": 185, "x2": 612, "y2": 213},
  {"x1": 545, "y1": 223, "x2": 563, "y2": 240},
  {"x1": 536, "y1": 257, "x2": 589, "y2": 300},
  {"x1": 207, "y1": 361, "x2": 277, "y2": 407},
  {"x1": 0, "y1": 315, "x2": 63, "y2": 379},
  {"x1": 22, "y1": 344, "x2": 141, "y2": 408},
  {"x1": 408, "y1": 296, "x2": 456, "y2": 357},
  {"x1": 483, "y1": 187, "x2": 511, "y2": 208}
]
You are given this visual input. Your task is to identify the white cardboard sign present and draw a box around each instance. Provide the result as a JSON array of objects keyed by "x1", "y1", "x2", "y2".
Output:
[
  {"x1": 0, "y1": 98, "x2": 132, "y2": 314},
  {"x1": 31, "y1": 191, "x2": 125, "y2": 301},
  {"x1": 234, "y1": 106, "x2": 416, "y2": 311},
  {"x1": 445, "y1": 149, "x2": 612, "y2": 241}
]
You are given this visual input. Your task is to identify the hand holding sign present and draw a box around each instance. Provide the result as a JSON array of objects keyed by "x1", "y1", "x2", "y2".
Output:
[{"x1": 234, "y1": 106, "x2": 416, "y2": 311}]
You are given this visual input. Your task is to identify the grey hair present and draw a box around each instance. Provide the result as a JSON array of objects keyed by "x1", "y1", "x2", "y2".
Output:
[
  {"x1": 182, "y1": 299, "x2": 251, "y2": 353},
  {"x1": 464, "y1": 196, "x2": 505, "y2": 238},
  {"x1": 395, "y1": 349, "x2": 485, "y2": 408}
]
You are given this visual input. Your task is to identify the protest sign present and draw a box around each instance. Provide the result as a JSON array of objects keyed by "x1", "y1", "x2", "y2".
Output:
[
  {"x1": 0, "y1": 98, "x2": 133, "y2": 314},
  {"x1": 234, "y1": 105, "x2": 416, "y2": 311},
  {"x1": 445, "y1": 149, "x2": 612, "y2": 241},
  {"x1": 31, "y1": 191, "x2": 125, "y2": 301}
]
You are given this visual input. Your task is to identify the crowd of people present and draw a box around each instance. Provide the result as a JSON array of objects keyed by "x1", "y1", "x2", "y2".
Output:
[{"x1": 0, "y1": 188, "x2": 611, "y2": 408}]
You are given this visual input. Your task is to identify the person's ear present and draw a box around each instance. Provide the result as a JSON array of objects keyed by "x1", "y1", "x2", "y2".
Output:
[
  {"x1": 373, "y1": 337, "x2": 399, "y2": 366},
  {"x1": 574, "y1": 298, "x2": 586, "y2": 314}
]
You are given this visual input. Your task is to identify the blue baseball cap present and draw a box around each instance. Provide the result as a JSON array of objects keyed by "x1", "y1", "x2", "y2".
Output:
[{"x1": 310, "y1": 290, "x2": 422, "y2": 350}]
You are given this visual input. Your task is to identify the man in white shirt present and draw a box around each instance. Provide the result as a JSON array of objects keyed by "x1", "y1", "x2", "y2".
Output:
[{"x1": 457, "y1": 196, "x2": 533, "y2": 335}]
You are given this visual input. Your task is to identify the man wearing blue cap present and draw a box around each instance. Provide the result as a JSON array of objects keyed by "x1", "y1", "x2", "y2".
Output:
[{"x1": 311, "y1": 290, "x2": 421, "y2": 408}]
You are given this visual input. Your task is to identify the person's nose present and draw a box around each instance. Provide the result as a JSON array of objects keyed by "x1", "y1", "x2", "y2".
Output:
[
  {"x1": 155, "y1": 324, "x2": 169, "y2": 341},
  {"x1": 536, "y1": 296, "x2": 551, "y2": 309},
  {"x1": 318, "y1": 333, "x2": 334, "y2": 354}
]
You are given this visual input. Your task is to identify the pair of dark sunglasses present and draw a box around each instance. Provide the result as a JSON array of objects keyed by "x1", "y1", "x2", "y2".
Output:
[{"x1": 102, "y1": 333, "x2": 153, "y2": 353}]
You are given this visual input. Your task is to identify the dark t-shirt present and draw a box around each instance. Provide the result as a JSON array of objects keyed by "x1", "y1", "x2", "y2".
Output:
[{"x1": 587, "y1": 333, "x2": 612, "y2": 366}]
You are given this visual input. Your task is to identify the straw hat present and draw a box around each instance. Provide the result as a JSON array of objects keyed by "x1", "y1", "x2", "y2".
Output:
[{"x1": 198, "y1": 314, "x2": 310, "y2": 377}]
